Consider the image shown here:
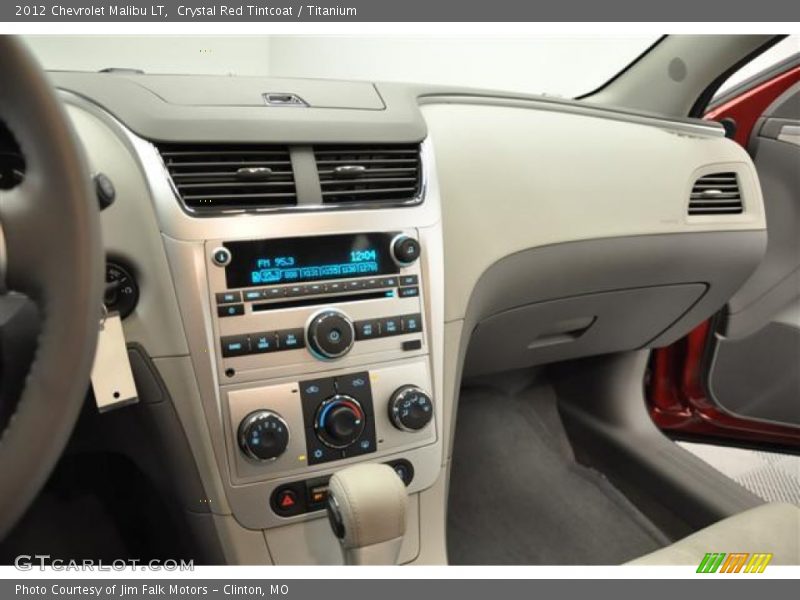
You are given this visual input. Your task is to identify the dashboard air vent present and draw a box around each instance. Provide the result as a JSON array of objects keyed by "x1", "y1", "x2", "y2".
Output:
[
  {"x1": 315, "y1": 144, "x2": 422, "y2": 206},
  {"x1": 157, "y1": 144, "x2": 296, "y2": 213},
  {"x1": 689, "y1": 172, "x2": 743, "y2": 216}
]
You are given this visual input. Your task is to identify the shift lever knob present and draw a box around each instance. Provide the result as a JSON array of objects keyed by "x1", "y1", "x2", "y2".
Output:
[{"x1": 326, "y1": 463, "x2": 408, "y2": 565}]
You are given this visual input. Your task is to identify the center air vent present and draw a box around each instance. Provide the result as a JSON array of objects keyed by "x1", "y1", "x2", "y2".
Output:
[
  {"x1": 157, "y1": 144, "x2": 296, "y2": 213},
  {"x1": 689, "y1": 172, "x2": 743, "y2": 215},
  {"x1": 315, "y1": 144, "x2": 422, "y2": 206}
]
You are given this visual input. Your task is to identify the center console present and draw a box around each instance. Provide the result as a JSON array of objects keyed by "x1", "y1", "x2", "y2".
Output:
[{"x1": 205, "y1": 228, "x2": 439, "y2": 529}]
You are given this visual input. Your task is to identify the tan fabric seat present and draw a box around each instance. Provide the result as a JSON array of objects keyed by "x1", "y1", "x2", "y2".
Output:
[{"x1": 630, "y1": 503, "x2": 800, "y2": 565}]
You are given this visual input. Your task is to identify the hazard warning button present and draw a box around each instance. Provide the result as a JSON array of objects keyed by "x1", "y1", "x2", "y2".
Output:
[{"x1": 271, "y1": 486, "x2": 304, "y2": 517}]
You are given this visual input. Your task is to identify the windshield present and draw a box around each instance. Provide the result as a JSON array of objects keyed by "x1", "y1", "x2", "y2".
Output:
[{"x1": 25, "y1": 35, "x2": 660, "y2": 98}]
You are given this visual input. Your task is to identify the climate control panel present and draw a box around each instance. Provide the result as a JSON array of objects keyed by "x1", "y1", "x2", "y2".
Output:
[{"x1": 224, "y1": 358, "x2": 436, "y2": 484}]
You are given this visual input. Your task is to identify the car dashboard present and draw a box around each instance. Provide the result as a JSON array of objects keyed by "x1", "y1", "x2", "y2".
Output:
[{"x1": 47, "y1": 71, "x2": 767, "y2": 565}]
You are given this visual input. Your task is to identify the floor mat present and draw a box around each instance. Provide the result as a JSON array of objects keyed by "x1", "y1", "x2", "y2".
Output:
[
  {"x1": 447, "y1": 378, "x2": 669, "y2": 565},
  {"x1": 680, "y1": 442, "x2": 800, "y2": 506}
]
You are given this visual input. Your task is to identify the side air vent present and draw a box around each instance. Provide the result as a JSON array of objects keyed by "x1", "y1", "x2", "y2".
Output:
[
  {"x1": 689, "y1": 172, "x2": 743, "y2": 215},
  {"x1": 157, "y1": 144, "x2": 296, "y2": 213},
  {"x1": 315, "y1": 144, "x2": 422, "y2": 206}
]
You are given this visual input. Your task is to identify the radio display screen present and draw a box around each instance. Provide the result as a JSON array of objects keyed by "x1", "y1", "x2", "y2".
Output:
[{"x1": 223, "y1": 233, "x2": 400, "y2": 289}]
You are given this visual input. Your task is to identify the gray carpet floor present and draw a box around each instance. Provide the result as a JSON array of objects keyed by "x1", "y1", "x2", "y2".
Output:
[{"x1": 447, "y1": 378, "x2": 670, "y2": 565}]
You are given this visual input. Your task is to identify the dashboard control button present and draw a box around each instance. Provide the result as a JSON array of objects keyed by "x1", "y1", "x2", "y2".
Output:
[
  {"x1": 354, "y1": 319, "x2": 380, "y2": 340},
  {"x1": 264, "y1": 287, "x2": 285, "y2": 299},
  {"x1": 379, "y1": 316, "x2": 401, "y2": 337},
  {"x1": 299, "y1": 377, "x2": 337, "y2": 426},
  {"x1": 315, "y1": 395, "x2": 366, "y2": 449},
  {"x1": 345, "y1": 279, "x2": 365, "y2": 291},
  {"x1": 325, "y1": 281, "x2": 345, "y2": 293},
  {"x1": 216, "y1": 291, "x2": 241, "y2": 304},
  {"x1": 305, "y1": 434, "x2": 341, "y2": 465},
  {"x1": 307, "y1": 310, "x2": 354, "y2": 359},
  {"x1": 380, "y1": 276, "x2": 399, "y2": 288},
  {"x1": 389, "y1": 386, "x2": 434, "y2": 432},
  {"x1": 386, "y1": 459, "x2": 415, "y2": 486},
  {"x1": 335, "y1": 371, "x2": 372, "y2": 410},
  {"x1": 271, "y1": 484, "x2": 306, "y2": 517},
  {"x1": 243, "y1": 289, "x2": 266, "y2": 301},
  {"x1": 286, "y1": 284, "x2": 305, "y2": 297},
  {"x1": 221, "y1": 334, "x2": 250, "y2": 358},
  {"x1": 105, "y1": 262, "x2": 139, "y2": 319},
  {"x1": 398, "y1": 286, "x2": 420, "y2": 298},
  {"x1": 391, "y1": 235, "x2": 421, "y2": 266},
  {"x1": 342, "y1": 436, "x2": 375, "y2": 458},
  {"x1": 306, "y1": 478, "x2": 331, "y2": 509},
  {"x1": 211, "y1": 247, "x2": 231, "y2": 267},
  {"x1": 218, "y1": 303, "x2": 244, "y2": 318},
  {"x1": 402, "y1": 339, "x2": 423, "y2": 352},
  {"x1": 401, "y1": 313, "x2": 423, "y2": 333},
  {"x1": 251, "y1": 332, "x2": 278, "y2": 353},
  {"x1": 278, "y1": 328, "x2": 305, "y2": 350},
  {"x1": 364, "y1": 277, "x2": 382, "y2": 289},
  {"x1": 238, "y1": 410, "x2": 289, "y2": 461},
  {"x1": 399, "y1": 275, "x2": 419, "y2": 286},
  {"x1": 307, "y1": 283, "x2": 325, "y2": 295}
]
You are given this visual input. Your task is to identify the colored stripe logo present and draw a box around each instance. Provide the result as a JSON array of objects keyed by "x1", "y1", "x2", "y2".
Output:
[{"x1": 697, "y1": 552, "x2": 773, "y2": 573}]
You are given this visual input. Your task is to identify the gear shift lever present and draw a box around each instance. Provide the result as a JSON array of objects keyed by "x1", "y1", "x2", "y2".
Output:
[{"x1": 326, "y1": 463, "x2": 408, "y2": 565}]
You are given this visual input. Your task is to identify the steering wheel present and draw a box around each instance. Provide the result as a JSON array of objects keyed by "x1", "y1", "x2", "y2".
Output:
[{"x1": 0, "y1": 38, "x2": 103, "y2": 538}]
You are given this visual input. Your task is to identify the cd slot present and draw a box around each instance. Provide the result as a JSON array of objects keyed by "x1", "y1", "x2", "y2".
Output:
[{"x1": 252, "y1": 290, "x2": 393, "y2": 312}]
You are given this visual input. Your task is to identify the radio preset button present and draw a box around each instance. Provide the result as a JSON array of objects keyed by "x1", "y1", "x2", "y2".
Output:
[
  {"x1": 400, "y1": 275, "x2": 419, "y2": 286},
  {"x1": 286, "y1": 285, "x2": 305, "y2": 297},
  {"x1": 325, "y1": 281, "x2": 344, "y2": 293}
]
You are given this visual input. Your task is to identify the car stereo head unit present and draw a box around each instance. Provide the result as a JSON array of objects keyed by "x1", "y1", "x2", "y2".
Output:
[{"x1": 206, "y1": 230, "x2": 426, "y2": 378}]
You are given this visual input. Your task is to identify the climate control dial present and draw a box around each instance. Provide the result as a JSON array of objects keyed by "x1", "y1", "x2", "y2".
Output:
[
  {"x1": 389, "y1": 386, "x2": 433, "y2": 432},
  {"x1": 315, "y1": 395, "x2": 366, "y2": 449},
  {"x1": 238, "y1": 410, "x2": 289, "y2": 461}
]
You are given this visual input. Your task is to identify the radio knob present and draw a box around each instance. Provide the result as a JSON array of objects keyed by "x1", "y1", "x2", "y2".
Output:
[
  {"x1": 391, "y1": 235, "x2": 421, "y2": 266},
  {"x1": 389, "y1": 386, "x2": 433, "y2": 432},
  {"x1": 315, "y1": 395, "x2": 366, "y2": 449},
  {"x1": 238, "y1": 410, "x2": 289, "y2": 461},
  {"x1": 211, "y1": 246, "x2": 231, "y2": 267},
  {"x1": 307, "y1": 310, "x2": 355, "y2": 359}
]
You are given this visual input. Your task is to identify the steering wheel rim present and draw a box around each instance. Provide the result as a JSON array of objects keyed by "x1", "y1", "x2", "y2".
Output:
[{"x1": 0, "y1": 37, "x2": 103, "y2": 539}]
